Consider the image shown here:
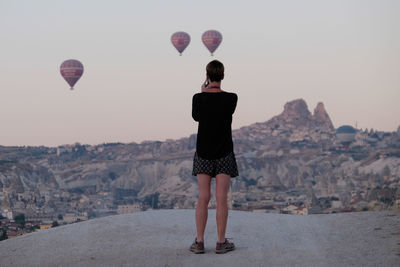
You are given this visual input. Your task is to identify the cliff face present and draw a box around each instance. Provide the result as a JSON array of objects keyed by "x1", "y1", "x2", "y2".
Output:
[
  {"x1": 313, "y1": 102, "x2": 334, "y2": 130},
  {"x1": 0, "y1": 99, "x2": 399, "y2": 214},
  {"x1": 232, "y1": 99, "x2": 336, "y2": 154},
  {"x1": 267, "y1": 99, "x2": 333, "y2": 130}
]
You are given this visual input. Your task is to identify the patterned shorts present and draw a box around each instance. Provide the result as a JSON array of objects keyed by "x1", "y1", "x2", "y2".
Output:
[{"x1": 192, "y1": 151, "x2": 239, "y2": 178}]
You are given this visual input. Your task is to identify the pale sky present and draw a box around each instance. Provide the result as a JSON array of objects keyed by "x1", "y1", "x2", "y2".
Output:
[{"x1": 1, "y1": 0, "x2": 399, "y2": 147}]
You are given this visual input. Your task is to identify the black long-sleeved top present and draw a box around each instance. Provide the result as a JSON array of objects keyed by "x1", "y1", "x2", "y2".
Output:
[{"x1": 192, "y1": 91, "x2": 238, "y2": 160}]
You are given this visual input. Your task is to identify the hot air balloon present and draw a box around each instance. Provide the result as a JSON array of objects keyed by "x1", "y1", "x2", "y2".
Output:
[
  {"x1": 60, "y1": 59, "x2": 84, "y2": 90},
  {"x1": 171, "y1": 32, "x2": 191, "y2": 56},
  {"x1": 336, "y1": 125, "x2": 356, "y2": 149},
  {"x1": 202, "y1": 30, "x2": 222, "y2": 56}
]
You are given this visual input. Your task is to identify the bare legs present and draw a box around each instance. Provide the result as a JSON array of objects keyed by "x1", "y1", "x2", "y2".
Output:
[
  {"x1": 215, "y1": 173, "x2": 231, "y2": 243},
  {"x1": 195, "y1": 173, "x2": 231, "y2": 243},
  {"x1": 196, "y1": 174, "x2": 211, "y2": 242}
]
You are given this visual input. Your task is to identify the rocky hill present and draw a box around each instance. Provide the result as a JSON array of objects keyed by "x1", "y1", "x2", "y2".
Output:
[{"x1": 0, "y1": 99, "x2": 399, "y2": 220}]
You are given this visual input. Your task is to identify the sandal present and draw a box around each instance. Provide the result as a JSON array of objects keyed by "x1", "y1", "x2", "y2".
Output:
[
  {"x1": 189, "y1": 237, "x2": 205, "y2": 254},
  {"x1": 215, "y1": 238, "x2": 235, "y2": 254}
]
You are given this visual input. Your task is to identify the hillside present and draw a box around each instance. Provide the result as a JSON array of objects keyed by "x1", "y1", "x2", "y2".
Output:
[
  {"x1": 0, "y1": 209, "x2": 399, "y2": 266},
  {"x1": 0, "y1": 98, "x2": 399, "y2": 220}
]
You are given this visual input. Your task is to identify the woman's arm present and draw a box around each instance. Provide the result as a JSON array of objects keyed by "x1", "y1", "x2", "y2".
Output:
[
  {"x1": 230, "y1": 93, "x2": 238, "y2": 115},
  {"x1": 192, "y1": 94, "x2": 201, "y2": 121}
]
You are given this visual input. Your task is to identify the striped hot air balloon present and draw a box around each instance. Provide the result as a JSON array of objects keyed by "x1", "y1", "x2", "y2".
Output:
[
  {"x1": 171, "y1": 32, "x2": 191, "y2": 56},
  {"x1": 60, "y1": 59, "x2": 84, "y2": 90},
  {"x1": 202, "y1": 30, "x2": 222, "y2": 56}
]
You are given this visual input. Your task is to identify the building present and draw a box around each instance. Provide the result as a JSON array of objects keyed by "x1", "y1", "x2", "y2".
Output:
[
  {"x1": 117, "y1": 204, "x2": 142, "y2": 214},
  {"x1": 252, "y1": 209, "x2": 268, "y2": 213},
  {"x1": 331, "y1": 200, "x2": 343, "y2": 209},
  {"x1": 25, "y1": 214, "x2": 54, "y2": 223},
  {"x1": 293, "y1": 206, "x2": 308, "y2": 215},
  {"x1": 282, "y1": 205, "x2": 308, "y2": 215},
  {"x1": 1, "y1": 209, "x2": 13, "y2": 220},
  {"x1": 282, "y1": 205, "x2": 298, "y2": 214},
  {"x1": 63, "y1": 212, "x2": 88, "y2": 223},
  {"x1": 40, "y1": 224, "x2": 52, "y2": 230},
  {"x1": 6, "y1": 230, "x2": 23, "y2": 238}
]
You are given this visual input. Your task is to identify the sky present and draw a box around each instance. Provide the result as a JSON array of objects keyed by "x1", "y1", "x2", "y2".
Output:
[{"x1": 1, "y1": 0, "x2": 399, "y2": 147}]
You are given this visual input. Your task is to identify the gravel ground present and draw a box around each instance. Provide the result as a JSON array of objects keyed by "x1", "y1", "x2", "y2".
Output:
[{"x1": 1, "y1": 209, "x2": 399, "y2": 267}]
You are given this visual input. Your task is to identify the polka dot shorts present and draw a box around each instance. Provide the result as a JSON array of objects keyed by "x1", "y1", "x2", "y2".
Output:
[{"x1": 192, "y1": 151, "x2": 239, "y2": 178}]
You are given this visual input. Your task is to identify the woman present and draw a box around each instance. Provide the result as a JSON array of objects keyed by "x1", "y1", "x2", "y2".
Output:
[{"x1": 190, "y1": 60, "x2": 238, "y2": 254}]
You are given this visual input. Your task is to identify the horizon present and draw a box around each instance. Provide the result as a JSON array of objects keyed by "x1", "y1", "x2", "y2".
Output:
[
  {"x1": 0, "y1": 97, "x2": 396, "y2": 148},
  {"x1": 1, "y1": 0, "x2": 399, "y2": 147}
]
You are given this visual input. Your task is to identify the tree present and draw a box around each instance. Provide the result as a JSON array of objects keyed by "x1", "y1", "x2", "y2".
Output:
[
  {"x1": 0, "y1": 229, "x2": 8, "y2": 241},
  {"x1": 87, "y1": 210, "x2": 97, "y2": 219},
  {"x1": 14, "y1": 213, "x2": 25, "y2": 229},
  {"x1": 143, "y1": 192, "x2": 160, "y2": 209},
  {"x1": 52, "y1": 221, "x2": 59, "y2": 228}
]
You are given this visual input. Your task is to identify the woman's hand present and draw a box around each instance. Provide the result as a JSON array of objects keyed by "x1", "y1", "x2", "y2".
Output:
[{"x1": 201, "y1": 79, "x2": 209, "y2": 92}]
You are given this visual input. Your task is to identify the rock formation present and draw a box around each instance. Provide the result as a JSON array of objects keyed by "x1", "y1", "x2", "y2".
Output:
[{"x1": 0, "y1": 99, "x2": 399, "y2": 218}]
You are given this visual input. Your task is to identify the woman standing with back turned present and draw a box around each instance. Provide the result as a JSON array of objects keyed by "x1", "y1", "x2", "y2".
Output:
[{"x1": 190, "y1": 60, "x2": 238, "y2": 254}]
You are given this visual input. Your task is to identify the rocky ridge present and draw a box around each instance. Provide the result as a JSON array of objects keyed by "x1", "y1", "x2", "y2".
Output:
[{"x1": 0, "y1": 99, "x2": 399, "y2": 219}]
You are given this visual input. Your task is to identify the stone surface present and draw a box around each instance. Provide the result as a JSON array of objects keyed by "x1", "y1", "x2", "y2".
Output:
[
  {"x1": 312, "y1": 102, "x2": 334, "y2": 130},
  {"x1": 1, "y1": 209, "x2": 399, "y2": 267}
]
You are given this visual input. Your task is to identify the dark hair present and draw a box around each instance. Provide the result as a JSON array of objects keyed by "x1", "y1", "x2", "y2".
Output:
[{"x1": 206, "y1": 60, "x2": 224, "y2": 82}]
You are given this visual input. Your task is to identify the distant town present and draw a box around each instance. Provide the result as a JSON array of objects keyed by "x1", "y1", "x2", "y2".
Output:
[
  {"x1": 2, "y1": 177, "x2": 399, "y2": 241},
  {"x1": 1, "y1": 99, "x2": 399, "y2": 241}
]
